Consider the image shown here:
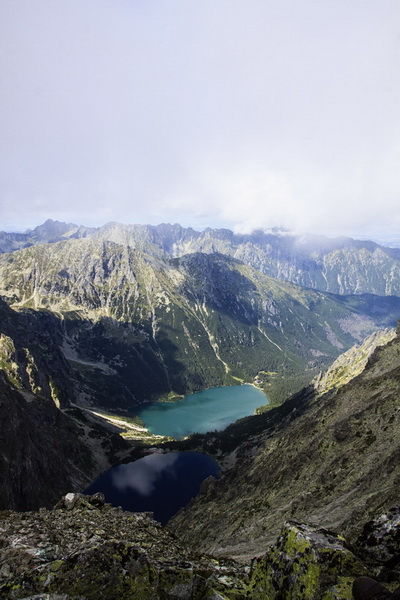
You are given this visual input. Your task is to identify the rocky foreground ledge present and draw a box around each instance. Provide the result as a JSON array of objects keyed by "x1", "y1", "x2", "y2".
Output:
[{"x1": 0, "y1": 494, "x2": 399, "y2": 600}]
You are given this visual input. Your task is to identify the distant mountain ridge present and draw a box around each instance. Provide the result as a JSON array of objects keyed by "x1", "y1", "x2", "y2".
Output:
[{"x1": 2, "y1": 219, "x2": 400, "y2": 296}]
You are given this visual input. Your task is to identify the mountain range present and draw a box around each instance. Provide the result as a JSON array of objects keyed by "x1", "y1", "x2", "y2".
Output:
[{"x1": 2, "y1": 218, "x2": 400, "y2": 295}]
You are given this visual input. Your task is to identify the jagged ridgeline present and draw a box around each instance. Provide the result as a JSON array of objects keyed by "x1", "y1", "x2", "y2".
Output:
[
  {"x1": 0, "y1": 236, "x2": 400, "y2": 407},
  {"x1": 2, "y1": 219, "x2": 400, "y2": 295}
]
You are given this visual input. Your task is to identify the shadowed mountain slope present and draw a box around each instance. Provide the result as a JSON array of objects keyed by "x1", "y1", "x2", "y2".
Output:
[{"x1": 0, "y1": 299, "x2": 129, "y2": 511}]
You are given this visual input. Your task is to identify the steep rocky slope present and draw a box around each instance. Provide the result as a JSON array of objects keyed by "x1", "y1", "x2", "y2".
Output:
[
  {"x1": 0, "y1": 300, "x2": 130, "y2": 511},
  {"x1": 169, "y1": 325, "x2": 400, "y2": 560},
  {"x1": 312, "y1": 327, "x2": 396, "y2": 396},
  {"x1": 2, "y1": 219, "x2": 400, "y2": 296},
  {"x1": 0, "y1": 298, "x2": 74, "y2": 407},
  {"x1": 0, "y1": 376, "x2": 125, "y2": 511},
  {"x1": 1, "y1": 239, "x2": 400, "y2": 406}
]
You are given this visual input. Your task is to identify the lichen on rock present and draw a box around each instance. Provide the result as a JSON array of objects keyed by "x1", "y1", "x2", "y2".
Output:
[{"x1": 246, "y1": 521, "x2": 367, "y2": 600}]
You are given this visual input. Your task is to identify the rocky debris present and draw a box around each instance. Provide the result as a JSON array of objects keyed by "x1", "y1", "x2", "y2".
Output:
[
  {"x1": 0, "y1": 494, "x2": 248, "y2": 600},
  {"x1": 55, "y1": 492, "x2": 105, "y2": 511},
  {"x1": 2, "y1": 494, "x2": 400, "y2": 599}
]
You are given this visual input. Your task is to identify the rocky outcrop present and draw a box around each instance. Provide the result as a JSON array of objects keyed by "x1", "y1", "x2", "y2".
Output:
[
  {"x1": 312, "y1": 327, "x2": 397, "y2": 396},
  {"x1": 248, "y1": 513, "x2": 400, "y2": 599},
  {"x1": 0, "y1": 494, "x2": 248, "y2": 600},
  {"x1": 356, "y1": 508, "x2": 400, "y2": 583},
  {"x1": 248, "y1": 521, "x2": 367, "y2": 600}
]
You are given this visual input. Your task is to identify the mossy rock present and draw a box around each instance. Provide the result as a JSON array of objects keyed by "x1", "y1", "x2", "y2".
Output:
[{"x1": 246, "y1": 521, "x2": 367, "y2": 600}]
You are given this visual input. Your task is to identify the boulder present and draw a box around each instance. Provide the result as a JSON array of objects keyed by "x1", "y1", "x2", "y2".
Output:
[{"x1": 247, "y1": 520, "x2": 367, "y2": 600}]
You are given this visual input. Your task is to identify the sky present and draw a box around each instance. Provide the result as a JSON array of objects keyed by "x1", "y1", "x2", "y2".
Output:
[{"x1": 1, "y1": 0, "x2": 400, "y2": 242}]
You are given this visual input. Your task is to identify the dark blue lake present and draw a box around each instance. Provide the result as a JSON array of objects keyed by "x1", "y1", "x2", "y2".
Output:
[
  {"x1": 84, "y1": 452, "x2": 220, "y2": 525},
  {"x1": 132, "y1": 384, "x2": 268, "y2": 439}
]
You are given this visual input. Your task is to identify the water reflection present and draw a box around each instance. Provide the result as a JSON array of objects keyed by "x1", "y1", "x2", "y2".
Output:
[
  {"x1": 111, "y1": 453, "x2": 179, "y2": 496},
  {"x1": 84, "y1": 452, "x2": 220, "y2": 524}
]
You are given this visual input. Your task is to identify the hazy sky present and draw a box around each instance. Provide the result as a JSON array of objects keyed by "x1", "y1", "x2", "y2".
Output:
[{"x1": 1, "y1": 0, "x2": 400, "y2": 240}]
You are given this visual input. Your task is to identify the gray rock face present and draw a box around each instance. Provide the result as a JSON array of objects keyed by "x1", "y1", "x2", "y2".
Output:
[
  {"x1": 356, "y1": 508, "x2": 400, "y2": 582},
  {"x1": 247, "y1": 520, "x2": 367, "y2": 600}
]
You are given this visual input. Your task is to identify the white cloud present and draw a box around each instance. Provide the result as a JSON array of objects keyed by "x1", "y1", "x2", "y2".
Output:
[
  {"x1": 1, "y1": 1, "x2": 399, "y2": 240},
  {"x1": 111, "y1": 453, "x2": 178, "y2": 497}
]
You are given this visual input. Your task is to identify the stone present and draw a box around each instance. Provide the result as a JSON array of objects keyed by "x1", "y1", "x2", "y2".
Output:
[
  {"x1": 62, "y1": 493, "x2": 80, "y2": 511},
  {"x1": 88, "y1": 492, "x2": 105, "y2": 507}
]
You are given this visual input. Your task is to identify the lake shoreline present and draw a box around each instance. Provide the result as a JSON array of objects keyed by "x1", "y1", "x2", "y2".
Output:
[{"x1": 131, "y1": 384, "x2": 269, "y2": 440}]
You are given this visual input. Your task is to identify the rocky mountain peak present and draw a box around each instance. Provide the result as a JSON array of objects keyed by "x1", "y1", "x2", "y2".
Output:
[{"x1": 30, "y1": 219, "x2": 79, "y2": 241}]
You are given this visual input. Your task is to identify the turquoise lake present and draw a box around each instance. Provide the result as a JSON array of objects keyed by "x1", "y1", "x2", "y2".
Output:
[{"x1": 132, "y1": 384, "x2": 268, "y2": 439}]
